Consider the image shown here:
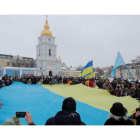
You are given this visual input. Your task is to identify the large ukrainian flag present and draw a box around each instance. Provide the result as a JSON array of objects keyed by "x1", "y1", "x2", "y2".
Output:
[
  {"x1": 85, "y1": 68, "x2": 95, "y2": 79},
  {"x1": 79, "y1": 60, "x2": 93, "y2": 77}
]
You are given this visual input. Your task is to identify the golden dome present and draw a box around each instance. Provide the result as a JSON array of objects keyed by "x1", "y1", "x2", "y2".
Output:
[
  {"x1": 58, "y1": 56, "x2": 62, "y2": 61},
  {"x1": 41, "y1": 20, "x2": 52, "y2": 36},
  {"x1": 41, "y1": 30, "x2": 52, "y2": 36}
]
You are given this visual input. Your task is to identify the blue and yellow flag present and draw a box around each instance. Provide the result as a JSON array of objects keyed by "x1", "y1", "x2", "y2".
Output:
[
  {"x1": 79, "y1": 60, "x2": 93, "y2": 77},
  {"x1": 85, "y1": 68, "x2": 95, "y2": 79},
  {"x1": 101, "y1": 74, "x2": 106, "y2": 79}
]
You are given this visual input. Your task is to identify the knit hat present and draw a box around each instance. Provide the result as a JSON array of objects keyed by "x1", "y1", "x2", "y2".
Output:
[
  {"x1": 13, "y1": 115, "x2": 20, "y2": 125},
  {"x1": 62, "y1": 97, "x2": 76, "y2": 111},
  {"x1": 110, "y1": 102, "x2": 127, "y2": 116}
]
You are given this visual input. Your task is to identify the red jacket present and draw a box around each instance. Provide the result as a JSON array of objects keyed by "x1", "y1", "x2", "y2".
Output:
[{"x1": 89, "y1": 81, "x2": 94, "y2": 87}]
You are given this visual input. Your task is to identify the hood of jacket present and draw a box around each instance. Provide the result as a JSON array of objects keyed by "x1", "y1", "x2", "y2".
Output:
[{"x1": 54, "y1": 110, "x2": 81, "y2": 125}]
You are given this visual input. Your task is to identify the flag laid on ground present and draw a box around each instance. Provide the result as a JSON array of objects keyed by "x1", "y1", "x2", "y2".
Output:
[
  {"x1": 79, "y1": 60, "x2": 93, "y2": 77},
  {"x1": 111, "y1": 51, "x2": 125, "y2": 78},
  {"x1": 85, "y1": 68, "x2": 95, "y2": 79}
]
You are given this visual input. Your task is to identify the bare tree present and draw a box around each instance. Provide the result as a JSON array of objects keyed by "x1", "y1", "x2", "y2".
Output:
[
  {"x1": 106, "y1": 67, "x2": 112, "y2": 77},
  {"x1": 76, "y1": 65, "x2": 84, "y2": 71},
  {"x1": 95, "y1": 67, "x2": 104, "y2": 76}
]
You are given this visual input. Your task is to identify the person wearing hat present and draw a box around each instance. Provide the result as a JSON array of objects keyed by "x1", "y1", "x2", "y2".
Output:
[
  {"x1": 129, "y1": 97, "x2": 140, "y2": 125},
  {"x1": 0, "y1": 115, "x2": 23, "y2": 125},
  {"x1": 25, "y1": 97, "x2": 85, "y2": 125},
  {"x1": 104, "y1": 102, "x2": 134, "y2": 125},
  {"x1": 85, "y1": 79, "x2": 89, "y2": 87}
]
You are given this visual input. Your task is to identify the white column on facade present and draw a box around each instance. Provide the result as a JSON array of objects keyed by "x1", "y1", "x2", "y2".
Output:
[
  {"x1": 4, "y1": 68, "x2": 6, "y2": 75},
  {"x1": 20, "y1": 68, "x2": 22, "y2": 76}
]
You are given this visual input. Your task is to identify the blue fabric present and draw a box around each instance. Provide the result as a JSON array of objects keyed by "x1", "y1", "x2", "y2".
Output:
[
  {"x1": 0, "y1": 82, "x2": 109, "y2": 125},
  {"x1": 111, "y1": 51, "x2": 125, "y2": 78}
]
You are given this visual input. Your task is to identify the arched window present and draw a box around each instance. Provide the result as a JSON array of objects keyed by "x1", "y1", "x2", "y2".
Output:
[
  {"x1": 39, "y1": 49, "x2": 40, "y2": 56},
  {"x1": 49, "y1": 49, "x2": 51, "y2": 56}
]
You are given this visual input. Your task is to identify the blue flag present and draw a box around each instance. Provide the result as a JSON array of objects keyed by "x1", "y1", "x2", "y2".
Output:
[{"x1": 111, "y1": 51, "x2": 125, "y2": 78}]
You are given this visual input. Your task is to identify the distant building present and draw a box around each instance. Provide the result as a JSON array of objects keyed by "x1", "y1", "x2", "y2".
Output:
[
  {"x1": 115, "y1": 55, "x2": 140, "y2": 79},
  {"x1": 0, "y1": 54, "x2": 34, "y2": 68},
  {"x1": 102, "y1": 67, "x2": 111, "y2": 72},
  {"x1": 0, "y1": 17, "x2": 81, "y2": 77},
  {"x1": 0, "y1": 67, "x2": 41, "y2": 77},
  {"x1": 60, "y1": 65, "x2": 80, "y2": 77}
]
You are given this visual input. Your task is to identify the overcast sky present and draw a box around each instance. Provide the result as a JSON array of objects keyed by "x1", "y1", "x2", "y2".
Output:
[{"x1": 0, "y1": 15, "x2": 140, "y2": 68}]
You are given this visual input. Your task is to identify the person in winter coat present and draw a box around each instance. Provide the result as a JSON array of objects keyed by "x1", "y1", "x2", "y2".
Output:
[
  {"x1": 0, "y1": 101, "x2": 3, "y2": 109},
  {"x1": 104, "y1": 82, "x2": 114, "y2": 95},
  {"x1": 0, "y1": 80, "x2": 2, "y2": 89},
  {"x1": 45, "y1": 97, "x2": 85, "y2": 125},
  {"x1": 111, "y1": 80, "x2": 117, "y2": 91},
  {"x1": 0, "y1": 115, "x2": 23, "y2": 125},
  {"x1": 89, "y1": 79, "x2": 94, "y2": 88},
  {"x1": 127, "y1": 83, "x2": 136, "y2": 98},
  {"x1": 129, "y1": 97, "x2": 140, "y2": 125},
  {"x1": 135, "y1": 111, "x2": 140, "y2": 125},
  {"x1": 104, "y1": 102, "x2": 134, "y2": 125},
  {"x1": 85, "y1": 79, "x2": 89, "y2": 87},
  {"x1": 1, "y1": 80, "x2": 5, "y2": 87},
  {"x1": 120, "y1": 80, "x2": 125, "y2": 96},
  {"x1": 115, "y1": 86, "x2": 121, "y2": 97},
  {"x1": 136, "y1": 83, "x2": 140, "y2": 97},
  {"x1": 25, "y1": 97, "x2": 86, "y2": 125},
  {"x1": 27, "y1": 79, "x2": 32, "y2": 84}
]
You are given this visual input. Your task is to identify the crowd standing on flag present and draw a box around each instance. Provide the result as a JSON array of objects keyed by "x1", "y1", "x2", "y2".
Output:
[
  {"x1": 0, "y1": 56, "x2": 140, "y2": 125},
  {"x1": 0, "y1": 74, "x2": 140, "y2": 125}
]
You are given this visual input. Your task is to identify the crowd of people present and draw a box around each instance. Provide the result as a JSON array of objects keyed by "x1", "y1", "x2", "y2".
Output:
[
  {"x1": 0, "y1": 76, "x2": 13, "y2": 108},
  {"x1": 13, "y1": 75, "x2": 84, "y2": 85},
  {"x1": 1, "y1": 74, "x2": 140, "y2": 125},
  {"x1": 83, "y1": 77, "x2": 140, "y2": 98}
]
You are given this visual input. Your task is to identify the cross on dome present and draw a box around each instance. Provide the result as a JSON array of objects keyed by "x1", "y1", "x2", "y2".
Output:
[{"x1": 46, "y1": 15, "x2": 48, "y2": 20}]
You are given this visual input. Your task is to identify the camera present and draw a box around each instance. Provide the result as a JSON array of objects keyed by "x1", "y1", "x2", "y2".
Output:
[{"x1": 16, "y1": 112, "x2": 26, "y2": 118}]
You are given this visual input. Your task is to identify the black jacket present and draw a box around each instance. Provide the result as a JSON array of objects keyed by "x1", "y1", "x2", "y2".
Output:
[
  {"x1": 136, "y1": 116, "x2": 140, "y2": 125},
  {"x1": 45, "y1": 110, "x2": 86, "y2": 125},
  {"x1": 104, "y1": 118, "x2": 134, "y2": 125}
]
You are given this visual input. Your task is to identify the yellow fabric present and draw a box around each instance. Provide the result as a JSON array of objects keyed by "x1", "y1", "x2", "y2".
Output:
[
  {"x1": 85, "y1": 72, "x2": 95, "y2": 79},
  {"x1": 42, "y1": 84, "x2": 139, "y2": 115},
  {"x1": 79, "y1": 66, "x2": 93, "y2": 77}
]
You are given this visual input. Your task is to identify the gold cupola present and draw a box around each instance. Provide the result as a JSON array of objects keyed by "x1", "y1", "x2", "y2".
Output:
[
  {"x1": 58, "y1": 56, "x2": 62, "y2": 61},
  {"x1": 41, "y1": 19, "x2": 52, "y2": 36}
]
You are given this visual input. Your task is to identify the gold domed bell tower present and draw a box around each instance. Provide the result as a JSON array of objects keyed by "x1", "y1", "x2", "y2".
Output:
[
  {"x1": 41, "y1": 15, "x2": 52, "y2": 36},
  {"x1": 36, "y1": 15, "x2": 61, "y2": 76}
]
